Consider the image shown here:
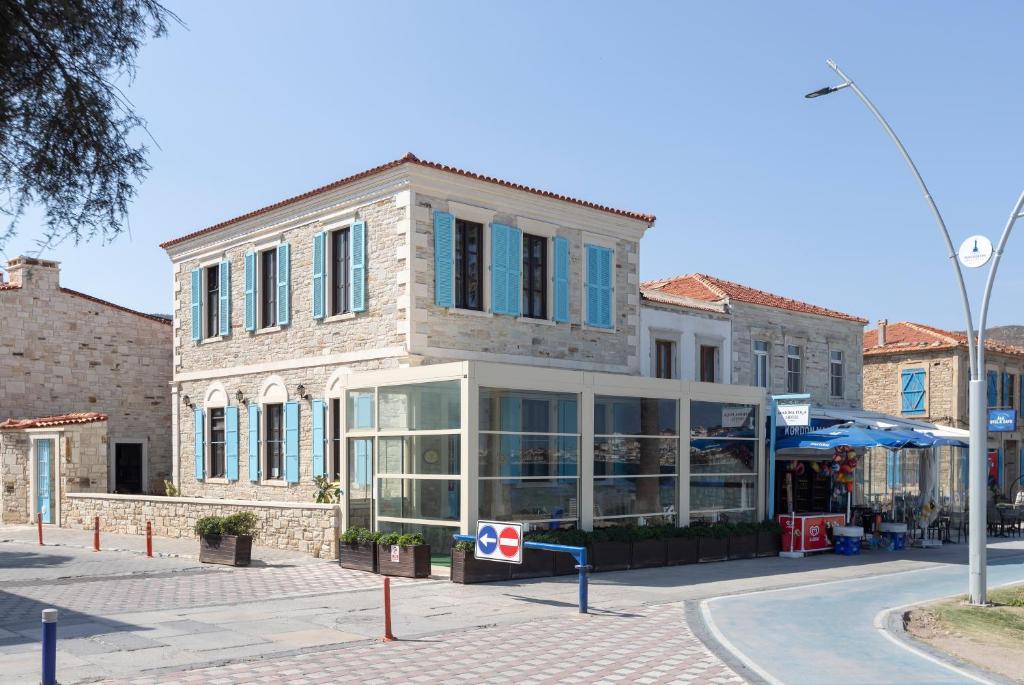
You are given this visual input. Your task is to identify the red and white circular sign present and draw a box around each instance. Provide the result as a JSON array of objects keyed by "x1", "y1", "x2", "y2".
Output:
[{"x1": 498, "y1": 526, "x2": 521, "y2": 558}]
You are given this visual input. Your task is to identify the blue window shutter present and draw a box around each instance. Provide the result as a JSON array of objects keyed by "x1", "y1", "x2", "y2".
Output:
[
  {"x1": 193, "y1": 407, "x2": 204, "y2": 480},
  {"x1": 350, "y1": 220, "x2": 367, "y2": 313},
  {"x1": 491, "y1": 224, "x2": 509, "y2": 314},
  {"x1": 354, "y1": 439, "x2": 370, "y2": 487},
  {"x1": 225, "y1": 405, "x2": 239, "y2": 481},
  {"x1": 218, "y1": 260, "x2": 231, "y2": 337},
  {"x1": 987, "y1": 371, "x2": 998, "y2": 406},
  {"x1": 190, "y1": 268, "x2": 202, "y2": 341},
  {"x1": 553, "y1": 236, "x2": 570, "y2": 322},
  {"x1": 277, "y1": 243, "x2": 290, "y2": 326},
  {"x1": 312, "y1": 399, "x2": 326, "y2": 478},
  {"x1": 506, "y1": 226, "x2": 522, "y2": 317},
  {"x1": 585, "y1": 245, "x2": 599, "y2": 326},
  {"x1": 355, "y1": 393, "x2": 373, "y2": 429},
  {"x1": 900, "y1": 368, "x2": 925, "y2": 415},
  {"x1": 248, "y1": 403, "x2": 260, "y2": 482},
  {"x1": 1003, "y1": 373, "x2": 1011, "y2": 408},
  {"x1": 434, "y1": 211, "x2": 454, "y2": 307},
  {"x1": 284, "y1": 400, "x2": 300, "y2": 483},
  {"x1": 244, "y1": 251, "x2": 256, "y2": 332},
  {"x1": 598, "y1": 247, "x2": 612, "y2": 327},
  {"x1": 312, "y1": 232, "x2": 326, "y2": 320},
  {"x1": 585, "y1": 245, "x2": 612, "y2": 328}
]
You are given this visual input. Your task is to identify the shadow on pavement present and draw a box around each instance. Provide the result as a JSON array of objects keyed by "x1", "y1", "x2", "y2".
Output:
[
  {"x1": 0, "y1": 591, "x2": 148, "y2": 646},
  {"x1": 0, "y1": 549, "x2": 74, "y2": 569}
]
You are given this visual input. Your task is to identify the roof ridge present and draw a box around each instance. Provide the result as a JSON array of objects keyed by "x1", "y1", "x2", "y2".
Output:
[
  {"x1": 692, "y1": 273, "x2": 730, "y2": 299},
  {"x1": 901, "y1": 321, "x2": 962, "y2": 344},
  {"x1": 60, "y1": 288, "x2": 172, "y2": 326}
]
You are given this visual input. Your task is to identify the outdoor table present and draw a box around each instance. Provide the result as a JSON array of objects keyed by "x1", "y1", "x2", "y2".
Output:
[{"x1": 879, "y1": 522, "x2": 908, "y2": 551}]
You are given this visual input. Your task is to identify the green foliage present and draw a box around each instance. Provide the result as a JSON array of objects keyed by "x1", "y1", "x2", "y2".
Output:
[
  {"x1": 193, "y1": 512, "x2": 257, "y2": 538},
  {"x1": 163, "y1": 479, "x2": 179, "y2": 497},
  {"x1": 528, "y1": 528, "x2": 591, "y2": 547},
  {"x1": 590, "y1": 526, "x2": 638, "y2": 543},
  {"x1": 731, "y1": 521, "x2": 761, "y2": 535},
  {"x1": 312, "y1": 475, "x2": 341, "y2": 504},
  {"x1": 759, "y1": 519, "x2": 782, "y2": 534},
  {"x1": 340, "y1": 527, "x2": 380, "y2": 545},
  {"x1": 193, "y1": 516, "x2": 222, "y2": 537},
  {"x1": 378, "y1": 532, "x2": 425, "y2": 547},
  {"x1": 453, "y1": 540, "x2": 475, "y2": 552}
]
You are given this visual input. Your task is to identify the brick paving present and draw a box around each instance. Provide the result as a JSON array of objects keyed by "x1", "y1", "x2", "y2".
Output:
[{"x1": 106, "y1": 604, "x2": 744, "y2": 685}]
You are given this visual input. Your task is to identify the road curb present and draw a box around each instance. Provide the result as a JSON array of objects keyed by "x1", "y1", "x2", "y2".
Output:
[{"x1": 685, "y1": 600, "x2": 770, "y2": 685}]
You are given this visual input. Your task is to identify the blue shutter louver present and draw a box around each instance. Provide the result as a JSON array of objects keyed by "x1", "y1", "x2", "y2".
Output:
[
  {"x1": 434, "y1": 211, "x2": 454, "y2": 308},
  {"x1": 284, "y1": 400, "x2": 300, "y2": 483},
  {"x1": 585, "y1": 245, "x2": 613, "y2": 328},
  {"x1": 553, "y1": 236, "x2": 570, "y2": 322},
  {"x1": 350, "y1": 220, "x2": 367, "y2": 313},
  {"x1": 900, "y1": 368, "x2": 926, "y2": 415},
  {"x1": 1003, "y1": 372, "x2": 1012, "y2": 409},
  {"x1": 225, "y1": 405, "x2": 239, "y2": 481},
  {"x1": 193, "y1": 407, "x2": 205, "y2": 480},
  {"x1": 311, "y1": 399, "x2": 326, "y2": 478},
  {"x1": 491, "y1": 224, "x2": 509, "y2": 314},
  {"x1": 277, "y1": 243, "x2": 290, "y2": 326},
  {"x1": 248, "y1": 403, "x2": 260, "y2": 482},
  {"x1": 987, "y1": 370, "x2": 998, "y2": 407},
  {"x1": 312, "y1": 232, "x2": 326, "y2": 320},
  {"x1": 244, "y1": 251, "x2": 256, "y2": 332},
  {"x1": 218, "y1": 260, "x2": 231, "y2": 337},
  {"x1": 506, "y1": 226, "x2": 522, "y2": 317},
  {"x1": 190, "y1": 268, "x2": 202, "y2": 342}
]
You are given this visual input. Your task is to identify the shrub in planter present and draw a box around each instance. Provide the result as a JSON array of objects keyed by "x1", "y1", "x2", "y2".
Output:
[
  {"x1": 665, "y1": 526, "x2": 699, "y2": 566},
  {"x1": 450, "y1": 541, "x2": 511, "y2": 584},
  {"x1": 630, "y1": 525, "x2": 669, "y2": 569},
  {"x1": 195, "y1": 512, "x2": 257, "y2": 567},
  {"x1": 532, "y1": 529, "x2": 590, "y2": 576},
  {"x1": 339, "y1": 527, "x2": 380, "y2": 573},
  {"x1": 756, "y1": 519, "x2": 782, "y2": 557},
  {"x1": 377, "y1": 533, "x2": 431, "y2": 578},
  {"x1": 589, "y1": 526, "x2": 633, "y2": 572},
  {"x1": 728, "y1": 522, "x2": 759, "y2": 560},
  {"x1": 696, "y1": 523, "x2": 730, "y2": 563}
]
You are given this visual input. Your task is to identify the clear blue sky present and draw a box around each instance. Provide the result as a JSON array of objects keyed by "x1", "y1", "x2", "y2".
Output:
[{"x1": 6, "y1": 1, "x2": 1024, "y2": 330}]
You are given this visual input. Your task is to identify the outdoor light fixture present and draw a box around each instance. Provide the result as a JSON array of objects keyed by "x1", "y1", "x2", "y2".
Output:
[
  {"x1": 235, "y1": 389, "x2": 244, "y2": 404},
  {"x1": 296, "y1": 384, "x2": 309, "y2": 401},
  {"x1": 804, "y1": 83, "x2": 849, "y2": 99},
  {"x1": 181, "y1": 394, "x2": 192, "y2": 408}
]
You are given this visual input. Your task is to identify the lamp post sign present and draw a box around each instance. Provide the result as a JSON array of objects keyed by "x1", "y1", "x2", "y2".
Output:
[{"x1": 958, "y1": 235, "x2": 994, "y2": 269}]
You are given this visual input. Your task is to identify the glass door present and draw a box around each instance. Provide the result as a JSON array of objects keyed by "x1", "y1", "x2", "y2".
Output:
[
  {"x1": 35, "y1": 439, "x2": 54, "y2": 524},
  {"x1": 348, "y1": 438, "x2": 374, "y2": 530}
]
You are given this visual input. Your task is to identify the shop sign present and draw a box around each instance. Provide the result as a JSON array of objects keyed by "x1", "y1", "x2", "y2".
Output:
[
  {"x1": 777, "y1": 404, "x2": 810, "y2": 427},
  {"x1": 722, "y1": 406, "x2": 753, "y2": 428},
  {"x1": 988, "y1": 409, "x2": 1017, "y2": 432},
  {"x1": 957, "y1": 235, "x2": 993, "y2": 269}
]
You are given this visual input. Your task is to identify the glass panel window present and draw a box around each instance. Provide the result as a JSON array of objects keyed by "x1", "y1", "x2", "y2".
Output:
[
  {"x1": 689, "y1": 400, "x2": 759, "y2": 522},
  {"x1": 479, "y1": 389, "x2": 578, "y2": 433},
  {"x1": 690, "y1": 439, "x2": 757, "y2": 474},
  {"x1": 348, "y1": 438, "x2": 373, "y2": 530},
  {"x1": 330, "y1": 398, "x2": 341, "y2": 480},
  {"x1": 455, "y1": 219, "x2": 483, "y2": 311},
  {"x1": 753, "y1": 340, "x2": 769, "y2": 388},
  {"x1": 594, "y1": 396, "x2": 677, "y2": 436},
  {"x1": 347, "y1": 389, "x2": 375, "y2": 431},
  {"x1": 690, "y1": 401, "x2": 757, "y2": 438},
  {"x1": 331, "y1": 227, "x2": 350, "y2": 316},
  {"x1": 522, "y1": 233, "x2": 547, "y2": 319},
  {"x1": 594, "y1": 476, "x2": 676, "y2": 519},
  {"x1": 593, "y1": 437, "x2": 678, "y2": 476},
  {"x1": 261, "y1": 248, "x2": 277, "y2": 328},
  {"x1": 209, "y1": 407, "x2": 225, "y2": 478},
  {"x1": 786, "y1": 344, "x2": 802, "y2": 393},
  {"x1": 699, "y1": 345, "x2": 718, "y2": 382},
  {"x1": 479, "y1": 434, "x2": 579, "y2": 478},
  {"x1": 378, "y1": 435, "x2": 460, "y2": 476},
  {"x1": 378, "y1": 381, "x2": 460, "y2": 431},
  {"x1": 830, "y1": 350, "x2": 845, "y2": 398},
  {"x1": 655, "y1": 340, "x2": 675, "y2": 379},
  {"x1": 264, "y1": 403, "x2": 283, "y2": 480},
  {"x1": 478, "y1": 478, "x2": 579, "y2": 523},
  {"x1": 690, "y1": 475, "x2": 757, "y2": 522},
  {"x1": 205, "y1": 265, "x2": 219, "y2": 339},
  {"x1": 378, "y1": 478, "x2": 460, "y2": 521}
]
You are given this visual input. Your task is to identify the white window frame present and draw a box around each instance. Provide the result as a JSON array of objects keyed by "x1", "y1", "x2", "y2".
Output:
[
  {"x1": 325, "y1": 222, "x2": 355, "y2": 321},
  {"x1": 753, "y1": 340, "x2": 770, "y2": 388},
  {"x1": 786, "y1": 344, "x2": 803, "y2": 393},
  {"x1": 258, "y1": 375, "x2": 289, "y2": 485},
  {"x1": 652, "y1": 335, "x2": 680, "y2": 380},
  {"x1": 203, "y1": 382, "x2": 228, "y2": 483},
  {"x1": 829, "y1": 348, "x2": 845, "y2": 399},
  {"x1": 253, "y1": 239, "x2": 281, "y2": 331},
  {"x1": 197, "y1": 255, "x2": 224, "y2": 342},
  {"x1": 449, "y1": 201, "x2": 496, "y2": 316},
  {"x1": 517, "y1": 217, "x2": 558, "y2": 323},
  {"x1": 696, "y1": 338, "x2": 722, "y2": 383}
]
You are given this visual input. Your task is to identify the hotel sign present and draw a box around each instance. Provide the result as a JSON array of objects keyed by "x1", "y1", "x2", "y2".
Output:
[
  {"x1": 988, "y1": 409, "x2": 1017, "y2": 432},
  {"x1": 777, "y1": 404, "x2": 810, "y2": 427}
]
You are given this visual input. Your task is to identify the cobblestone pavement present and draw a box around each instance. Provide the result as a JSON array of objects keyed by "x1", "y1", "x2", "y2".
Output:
[{"x1": 107, "y1": 604, "x2": 745, "y2": 685}]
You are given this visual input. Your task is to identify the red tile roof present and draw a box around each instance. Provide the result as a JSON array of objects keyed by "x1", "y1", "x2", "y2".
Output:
[
  {"x1": 59, "y1": 288, "x2": 172, "y2": 326},
  {"x1": 159, "y1": 153, "x2": 656, "y2": 249},
  {"x1": 639, "y1": 288, "x2": 729, "y2": 314},
  {"x1": 0, "y1": 412, "x2": 108, "y2": 430},
  {"x1": 0, "y1": 283, "x2": 19, "y2": 291},
  {"x1": 642, "y1": 274, "x2": 868, "y2": 324},
  {"x1": 864, "y1": 321, "x2": 1024, "y2": 357}
]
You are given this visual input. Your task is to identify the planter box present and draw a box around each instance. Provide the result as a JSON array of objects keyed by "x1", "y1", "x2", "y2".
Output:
[
  {"x1": 509, "y1": 548, "x2": 554, "y2": 580},
  {"x1": 199, "y1": 534, "x2": 252, "y2": 567},
  {"x1": 450, "y1": 548, "x2": 511, "y2": 584},
  {"x1": 377, "y1": 543, "x2": 431, "y2": 578},
  {"x1": 589, "y1": 541, "x2": 631, "y2": 572},
  {"x1": 728, "y1": 533, "x2": 758, "y2": 560},
  {"x1": 665, "y1": 537, "x2": 698, "y2": 566},
  {"x1": 697, "y1": 536, "x2": 729, "y2": 563},
  {"x1": 756, "y1": 530, "x2": 781, "y2": 557},
  {"x1": 553, "y1": 550, "x2": 580, "y2": 576},
  {"x1": 339, "y1": 541, "x2": 377, "y2": 573},
  {"x1": 630, "y1": 539, "x2": 667, "y2": 568}
]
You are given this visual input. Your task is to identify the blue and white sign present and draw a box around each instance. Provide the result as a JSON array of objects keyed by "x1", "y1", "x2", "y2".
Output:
[
  {"x1": 988, "y1": 409, "x2": 1017, "y2": 432},
  {"x1": 475, "y1": 520, "x2": 523, "y2": 564}
]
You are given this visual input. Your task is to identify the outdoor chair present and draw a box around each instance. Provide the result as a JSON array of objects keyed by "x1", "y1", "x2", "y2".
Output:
[
  {"x1": 987, "y1": 500, "x2": 1006, "y2": 537},
  {"x1": 949, "y1": 511, "x2": 968, "y2": 543}
]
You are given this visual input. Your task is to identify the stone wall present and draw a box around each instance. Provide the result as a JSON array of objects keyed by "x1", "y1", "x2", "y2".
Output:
[
  {"x1": 61, "y1": 422, "x2": 110, "y2": 497},
  {"x1": 0, "y1": 430, "x2": 29, "y2": 523},
  {"x1": 862, "y1": 348, "x2": 965, "y2": 427},
  {"x1": 62, "y1": 493, "x2": 340, "y2": 558}
]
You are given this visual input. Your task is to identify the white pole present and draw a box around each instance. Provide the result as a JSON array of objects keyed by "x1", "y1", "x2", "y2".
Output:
[{"x1": 968, "y1": 380, "x2": 988, "y2": 603}]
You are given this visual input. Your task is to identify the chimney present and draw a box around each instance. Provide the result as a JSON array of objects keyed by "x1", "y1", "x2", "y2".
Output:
[
  {"x1": 5, "y1": 256, "x2": 61, "y2": 291},
  {"x1": 877, "y1": 319, "x2": 888, "y2": 347}
]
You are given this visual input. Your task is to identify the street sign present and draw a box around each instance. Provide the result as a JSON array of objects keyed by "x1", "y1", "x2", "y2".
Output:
[
  {"x1": 778, "y1": 404, "x2": 810, "y2": 427},
  {"x1": 475, "y1": 520, "x2": 523, "y2": 564},
  {"x1": 958, "y1": 235, "x2": 993, "y2": 268}
]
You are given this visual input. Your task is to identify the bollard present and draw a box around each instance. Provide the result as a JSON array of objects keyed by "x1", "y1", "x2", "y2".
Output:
[
  {"x1": 576, "y1": 547, "x2": 589, "y2": 615},
  {"x1": 145, "y1": 521, "x2": 153, "y2": 558},
  {"x1": 93, "y1": 516, "x2": 100, "y2": 552},
  {"x1": 37, "y1": 512, "x2": 43, "y2": 546},
  {"x1": 382, "y1": 576, "x2": 395, "y2": 642},
  {"x1": 41, "y1": 608, "x2": 57, "y2": 685}
]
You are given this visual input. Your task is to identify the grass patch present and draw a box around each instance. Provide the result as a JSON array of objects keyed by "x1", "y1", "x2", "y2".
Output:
[
  {"x1": 933, "y1": 586, "x2": 1024, "y2": 645},
  {"x1": 430, "y1": 553, "x2": 451, "y2": 568},
  {"x1": 989, "y1": 585, "x2": 1024, "y2": 607}
]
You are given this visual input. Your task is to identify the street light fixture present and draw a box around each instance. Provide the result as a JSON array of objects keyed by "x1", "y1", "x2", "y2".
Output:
[{"x1": 807, "y1": 59, "x2": 1024, "y2": 606}]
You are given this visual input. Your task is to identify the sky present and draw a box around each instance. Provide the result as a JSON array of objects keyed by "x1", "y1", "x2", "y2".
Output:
[{"x1": 5, "y1": 1, "x2": 1024, "y2": 330}]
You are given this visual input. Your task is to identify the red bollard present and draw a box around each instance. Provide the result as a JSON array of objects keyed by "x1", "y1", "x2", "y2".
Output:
[
  {"x1": 37, "y1": 512, "x2": 43, "y2": 546},
  {"x1": 93, "y1": 516, "x2": 100, "y2": 552},
  {"x1": 382, "y1": 577, "x2": 395, "y2": 642},
  {"x1": 145, "y1": 521, "x2": 153, "y2": 558}
]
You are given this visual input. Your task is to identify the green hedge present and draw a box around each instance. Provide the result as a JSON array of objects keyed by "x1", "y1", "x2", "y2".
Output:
[{"x1": 193, "y1": 512, "x2": 258, "y2": 538}]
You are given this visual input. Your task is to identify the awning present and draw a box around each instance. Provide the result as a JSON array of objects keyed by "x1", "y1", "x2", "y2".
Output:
[
  {"x1": 776, "y1": 424, "x2": 912, "y2": 451},
  {"x1": 788, "y1": 407, "x2": 969, "y2": 449}
]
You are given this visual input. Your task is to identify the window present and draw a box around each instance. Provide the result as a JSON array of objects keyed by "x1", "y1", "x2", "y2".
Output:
[
  {"x1": 261, "y1": 248, "x2": 278, "y2": 328},
  {"x1": 1007, "y1": 374, "x2": 1017, "y2": 411},
  {"x1": 265, "y1": 403, "x2": 283, "y2": 479},
  {"x1": 753, "y1": 341, "x2": 769, "y2": 388},
  {"x1": 786, "y1": 345, "x2": 802, "y2": 393},
  {"x1": 689, "y1": 401, "x2": 758, "y2": 523},
  {"x1": 901, "y1": 368, "x2": 926, "y2": 415},
  {"x1": 584, "y1": 244, "x2": 613, "y2": 328},
  {"x1": 655, "y1": 340, "x2": 675, "y2": 379},
  {"x1": 330, "y1": 227, "x2": 350, "y2": 316},
  {"x1": 204, "y1": 265, "x2": 219, "y2": 339},
  {"x1": 208, "y1": 408, "x2": 225, "y2": 478},
  {"x1": 330, "y1": 398, "x2": 341, "y2": 481},
  {"x1": 522, "y1": 234, "x2": 547, "y2": 319},
  {"x1": 699, "y1": 345, "x2": 718, "y2": 383},
  {"x1": 454, "y1": 219, "x2": 483, "y2": 311},
  {"x1": 830, "y1": 350, "x2": 845, "y2": 398}
]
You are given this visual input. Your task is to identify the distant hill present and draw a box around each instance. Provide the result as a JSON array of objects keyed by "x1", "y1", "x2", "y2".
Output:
[{"x1": 968, "y1": 325, "x2": 1024, "y2": 348}]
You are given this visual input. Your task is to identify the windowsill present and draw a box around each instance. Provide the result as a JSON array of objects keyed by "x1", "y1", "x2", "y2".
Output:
[
  {"x1": 201, "y1": 336, "x2": 224, "y2": 345},
  {"x1": 447, "y1": 308, "x2": 492, "y2": 319},
  {"x1": 324, "y1": 312, "x2": 357, "y2": 323},
  {"x1": 516, "y1": 316, "x2": 560, "y2": 327},
  {"x1": 260, "y1": 479, "x2": 290, "y2": 487},
  {"x1": 205, "y1": 477, "x2": 229, "y2": 484},
  {"x1": 255, "y1": 326, "x2": 282, "y2": 336},
  {"x1": 582, "y1": 323, "x2": 616, "y2": 334}
]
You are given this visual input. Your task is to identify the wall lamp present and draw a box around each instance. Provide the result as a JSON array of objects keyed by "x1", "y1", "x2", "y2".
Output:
[
  {"x1": 181, "y1": 394, "x2": 192, "y2": 408},
  {"x1": 296, "y1": 384, "x2": 310, "y2": 401},
  {"x1": 235, "y1": 389, "x2": 244, "y2": 404}
]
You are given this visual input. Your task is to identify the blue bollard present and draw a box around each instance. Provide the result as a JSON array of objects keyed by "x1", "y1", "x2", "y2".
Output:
[
  {"x1": 575, "y1": 547, "x2": 589, "y2": 614},
  {"x1": 41, "y1": 608, "x2": 57, "y2": 685}
]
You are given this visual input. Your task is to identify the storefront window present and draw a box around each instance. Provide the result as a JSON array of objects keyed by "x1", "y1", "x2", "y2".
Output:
[
  {"x1": 379, "y1": 435, "x2": 460, "y2": 476},
  {"x1": 594, "y1": 396, "x2": 677, "y2": 436},
  {"x1": 689, "y1": 401, "x2": 759, "y2": 522},
  {"x1": 378, "y1": 381, "x2": 460, "y2": 431},
  {"x1": 378, "y1": 521, "x2": 458, "y2": 554},
  {"x1": 347, "y1": 389, "x2": 375, "y2": 431},
  {"x1": 478, "y1": 478, "x2": 579, "y2": 525},
  {"x1": 378, "y1": 478, "x2": 460, "y2": 521}
]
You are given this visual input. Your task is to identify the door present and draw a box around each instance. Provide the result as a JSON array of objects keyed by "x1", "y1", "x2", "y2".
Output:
[
  {"x1": 35, "y1": 439, "x2": 55, "y2": 524},
  {"x1": 348, "y1": 438, "x2": 374, "y2": 530},
  {"x1": 114, "y1": 443, "x2": 144, "y2": 494}
]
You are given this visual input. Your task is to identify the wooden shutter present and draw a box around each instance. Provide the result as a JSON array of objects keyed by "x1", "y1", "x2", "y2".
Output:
[
  {"x1": 190, "y1": 268, "x2": 202, "y2": 342},
  {"x1": 276, "y1": 243, "x2": 290, "y2": 326},
  {"x1": 284, "y1": 400, "x2": 299, "y2": 483},
  {"x1": 585, "y1": 245, "x2": 613, "y2": 328},
  {"x1": 247, "y1": 403, "x2": 260, "y2": 482},
  {"x1": 244, "y1": 251, "x2": 256, "y2": 332},
  {"x1": 900, "y1": 368, "x2": 926, "y2": 415},
  {"x1": 505, "y1": 226, "x2": 522, "y2": 317},
  {"x1": 434, "y1": 211, "x2": 454, "y2": 308},
  {"x1": 553, "y1": 236, "x2": 570, "y2": 322},
  {"x1": 987, "y1": 371, "x2": 998, "y2": 407},
  {"x1": 193, "y1": 407, "x2": 205, "y2": 480},
  {"x1": 218, "y1": 260, "x2": 231, "y2": 337},
  {"x1": 491, "y1": 224, "x2": 508, "y2": 314},
  {"x1": 350, "y1": 220, "x2": 367, "y2": 313},
  {"x1": 312, "y1": 231, "x2": 326, "y2": 320},
  {"x1": 225, "y1": 405, "x2": 239, "y2": 481},
  {"x1": 312, "y1": 399, "x2": 326, "y2": 478}
]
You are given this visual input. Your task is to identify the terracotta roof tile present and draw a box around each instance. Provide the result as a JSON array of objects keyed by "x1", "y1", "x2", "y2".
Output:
[
  {"x1": 864, "y1": 321, "x2": 1024, "y2": 357},
  {"x1": 0, "y1": 283, "x2": 20, "y2": 291},
  {"x1": 59, "y1": 288, "x2": 172, "y2": 326},
  {"x1": 160, "y1": 153, "x2": 656, "y2": 249},
  {"x1": 642, "y1": 274, "x2": 867, "y2": 324},
  {"x1": 639, "y1": 288, "x2": 729, "y2": 314},
  {"x1": 0, "y1": 412, "x2": 108, "y2": 430}
]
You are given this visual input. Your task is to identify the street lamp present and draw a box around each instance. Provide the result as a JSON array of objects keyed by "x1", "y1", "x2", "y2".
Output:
[{"x1": 807, "y1": 59, "x2": 1024, "y2": 605}]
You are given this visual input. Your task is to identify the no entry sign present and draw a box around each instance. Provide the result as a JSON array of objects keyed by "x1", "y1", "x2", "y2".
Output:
[{"x1": 475, "y1": 520, "x2": 523, "y2": 564}]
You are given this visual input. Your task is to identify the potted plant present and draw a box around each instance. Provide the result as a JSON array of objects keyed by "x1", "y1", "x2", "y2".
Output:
[
  {"x1": 339, "y1": 527, "x2": 380, "y2": 573},
  {"x1": 450, "y1": 540, "x2": 511, "y2": 584},
  {"x1": 697, "y1": 523, "x2": 730, "y2": 563},
  {"x1": 313, "y1": 475, "x2": 342, "y2": 504},
  {"x1": 630, "y1": 525, "x2": 668, "y2": 569},
  {"x1": 665, "y1": 526, "x2": 699, "y2": 566},
  {"x1": 756, "y1": 519, "x2": 782, "y2": 557},
  {"x1": 195, "y1": 512, "x2": 257, "y2": 567},
  {"x1": 505, "y1": 530, "x2": 552, "y2": 580},
  {"x1": 377, "y1": 532, "x2": 431, "y2": 578},
  {"x1": 542, "y1": 529, "x2": 591, "y2": 576},
  {"x1": 589, "y1": 526, "x2": 633, "y2": 572},
  {"x1": 728, "y1": 521, "x2": 759, "y2": 560}
]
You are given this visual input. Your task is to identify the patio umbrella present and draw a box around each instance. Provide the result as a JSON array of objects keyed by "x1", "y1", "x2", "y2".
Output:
[
  {"x1": 775, "y1": 425, "x2": 910, "y2": 451},
  {"x1": 878, "y1": 429, "x2": 937, "y2": 449}
]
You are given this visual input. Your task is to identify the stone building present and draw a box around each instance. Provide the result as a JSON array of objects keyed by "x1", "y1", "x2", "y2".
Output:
[
  {"x1": 863, "y1": 320, "x2": 1024, "y2": 498},
  {"x1": 0, "y1": 257, "x2": 172, "y2": 524}
]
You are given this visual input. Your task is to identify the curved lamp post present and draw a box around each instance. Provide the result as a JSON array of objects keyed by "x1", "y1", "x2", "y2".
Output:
[{"x1": 807, "y1": 59, "x2": 1024, "y2": 605}]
